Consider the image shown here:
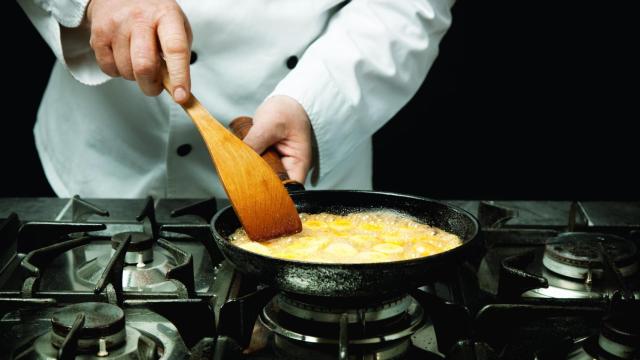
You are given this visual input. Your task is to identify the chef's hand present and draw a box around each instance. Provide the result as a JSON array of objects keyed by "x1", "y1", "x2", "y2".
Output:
[
  {"x1": 86, "y1": 0, "x2": 192, "y2": 104},
  {"x1": 243, "y1": 96, "x2": 313, "y2": 184}
]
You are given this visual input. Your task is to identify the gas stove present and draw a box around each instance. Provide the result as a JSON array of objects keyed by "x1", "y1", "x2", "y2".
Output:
[{"x1": 1, "y1": 197, "x2": 639, "y2": 359}]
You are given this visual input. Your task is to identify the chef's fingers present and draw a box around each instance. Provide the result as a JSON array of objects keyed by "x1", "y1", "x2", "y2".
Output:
[
  {"x1": 131, "y1": 23, "x2": 162, "y2": 96},
  {"x1": 242, "y1": 121, "x2": 284, "y2": 155},
  {"x1": 90, "y1": 26, "x2": 119, "y2": 77},
  {"x1": 112, "y1": 30, "x2": 134, "y2": 81},
  {"x1": 281, "y1": 157, "x2": 309, "y2": 184},
  {"x1": 93, "y1": 44, "x2": 120, "y2": 77},
  {"x1": 184, "y1": 17, "x2": 193, "y2": 47},
  {"x1": 243, "y1": 123, "x2": 308, "y2": 182},
  {"x1": 157, "y1": 11, "x2": 191, "y2": 104}
]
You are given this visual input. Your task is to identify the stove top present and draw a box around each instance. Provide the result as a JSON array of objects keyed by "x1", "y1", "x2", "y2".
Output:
[{"x1": 1, "y1": 197, "x2": 639, "y2": 359}]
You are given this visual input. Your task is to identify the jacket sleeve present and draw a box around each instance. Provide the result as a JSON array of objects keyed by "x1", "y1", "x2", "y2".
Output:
[
  {"x1": 268, "y1": 0, "x2": 454, "y2": 183},
  {"x1": 17, "y1": 0, "x2": 110, "y2": 85}
]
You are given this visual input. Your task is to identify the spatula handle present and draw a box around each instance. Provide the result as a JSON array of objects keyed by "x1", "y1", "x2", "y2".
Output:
[
  {"x1": 160, "y1": 64, "x2": 232, "y2": 146},
  {"x1": 229, "y1": 117, "x2": 302, "y2": 188}
]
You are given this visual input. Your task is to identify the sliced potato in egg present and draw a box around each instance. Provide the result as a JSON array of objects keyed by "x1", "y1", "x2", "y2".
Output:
[
  {"x1": 297, "y1": 236, "x2": 330, "y2": 248},
  {"x1": 382, "y1": 232, "x2": 410, "y2": 245},
  {"x1": 239, "y1": 242, "x2": 271, "y2": 256},
  {"x1": 373, "y1": 243, "x2": 404, "y2": 254},
  {"x1": 355, "y1": 251, "x2": 390, "y2": 262},
  {"x1": 350, "y1": 234, "x2": 377, "y2": 246},
  {"x1": 274, "y1": 251, "x2": 299, "y2": 260},
  {"x1": 325, "y1": 242, "x2": 358, "y2": 257},
  {"x1": 414, "y1": 243, "x2": 441, "y2": 257},
  {"x1": 285, "y1": 242, "x2": 321, "y2": 255}
]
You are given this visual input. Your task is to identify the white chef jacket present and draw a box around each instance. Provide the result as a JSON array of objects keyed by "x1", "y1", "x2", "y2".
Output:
[{"x1": 18, "y1": 0, "x2": 453, "y2": 199}]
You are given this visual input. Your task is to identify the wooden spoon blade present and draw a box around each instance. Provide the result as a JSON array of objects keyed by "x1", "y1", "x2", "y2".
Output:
[
  {"x1": 183, "y1": 96, "x2": 302, "y2": 241},
  {"x1": 214, "y1": 133, "x2": 302, "y2": 239},
  {"x1": 161, "y1": 66, "x2": 301, "y2": 241}
]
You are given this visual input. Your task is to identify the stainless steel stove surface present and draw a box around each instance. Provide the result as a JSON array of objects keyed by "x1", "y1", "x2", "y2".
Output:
[{"x1": 1, "y1": 197, "x2": 639, "y2": 359}]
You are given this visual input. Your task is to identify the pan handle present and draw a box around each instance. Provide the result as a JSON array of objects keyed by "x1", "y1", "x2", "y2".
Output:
[{"x1": 229, "y1": 117, "x2": 305, "y2": 192}]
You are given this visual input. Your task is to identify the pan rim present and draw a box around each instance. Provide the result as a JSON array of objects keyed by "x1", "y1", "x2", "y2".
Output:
[{"x1": 211, "y1": 190, "x2": 480, "y2": 268}]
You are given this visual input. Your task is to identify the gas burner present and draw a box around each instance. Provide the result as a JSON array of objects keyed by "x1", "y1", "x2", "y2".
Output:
[
  {"x1": 276, "y1": 294, "x2": 414, "y2": 323},
  {"x1": 260, "y1": 293, "x2": 425, "y2": 359},
  {"x1": 564, "y1": 315, "x2": 639, "y2": 359},
  {"x1": 75, "y1": 231, "x2": 178, "y2": 292},
  {"x1": 31, "y1": 302, "x2": 156, "y2": 359},
  {"x1": 543, "y1": 233, "x2": 638, "y2": 281},
  {"x1": 111, "y1": 231, "x2": 155, "y2": 266},
  {"x1": 512, "y1": 233, "x2": 640, "y2": 299},
  {"x1": 273, "y1": 336, "x2": 411, "y2": 360},
  {"x1": 9, "y1": 303, "x2": 190, "y2": 359},
  {"x1": 51, "y1": 303, "x2": 125, "y2": 352}
]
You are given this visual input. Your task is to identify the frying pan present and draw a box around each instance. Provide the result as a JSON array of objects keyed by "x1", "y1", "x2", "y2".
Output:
[
  {"x1": 210, "y1": 118, "x2": 480, "y2": 298},
  {"x1": 212, "y1": 190, "x2": 479, "y2": 298}
]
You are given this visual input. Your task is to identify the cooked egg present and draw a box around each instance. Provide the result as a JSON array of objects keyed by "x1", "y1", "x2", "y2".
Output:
[
  {"x1": 355, "y1": 251, "x2": 390, "y2": 262},
  {"x1": 329, "y1": 219, "x2": 353, "y2": 231},
  {"x1": 304, "y1": 220, "x2": 328, "y2": 230},
  {"x1": 231, "y1": 211, "x2": 462, "y2": 263}
]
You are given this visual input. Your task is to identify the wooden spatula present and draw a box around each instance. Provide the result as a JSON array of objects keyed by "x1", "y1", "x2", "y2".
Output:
[{"x1": 161, "y1": 70, "x2": 302, "y2": 241}]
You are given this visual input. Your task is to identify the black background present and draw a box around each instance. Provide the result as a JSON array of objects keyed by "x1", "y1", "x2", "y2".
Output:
[{"x1": 3, "y1": 0, "x2": 637, "y2": 199}]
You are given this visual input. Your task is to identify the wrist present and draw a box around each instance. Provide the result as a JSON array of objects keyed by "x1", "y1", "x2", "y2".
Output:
[{"x1": 266, "y1": 95, "x2": 310, "y2": 127}]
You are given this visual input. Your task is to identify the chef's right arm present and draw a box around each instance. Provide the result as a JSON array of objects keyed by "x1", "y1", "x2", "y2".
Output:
[{"x1": 17, "y1": 0, "x2": 192, "y2": 103}]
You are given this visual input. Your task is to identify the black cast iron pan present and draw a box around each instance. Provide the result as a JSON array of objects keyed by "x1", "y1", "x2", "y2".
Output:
[{"x1": 209, "y1": 118, "x2": 480, "y2": 299}]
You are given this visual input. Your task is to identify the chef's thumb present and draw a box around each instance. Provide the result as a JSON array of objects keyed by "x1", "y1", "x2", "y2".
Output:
[{"x1": 242, "y1": 123, "x2": 282, "y2": 155}]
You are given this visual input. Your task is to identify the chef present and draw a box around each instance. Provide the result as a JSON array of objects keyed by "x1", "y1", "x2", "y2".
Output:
[{"x1": 18, "y1": 0, "x2": 454, "y2": 199}]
